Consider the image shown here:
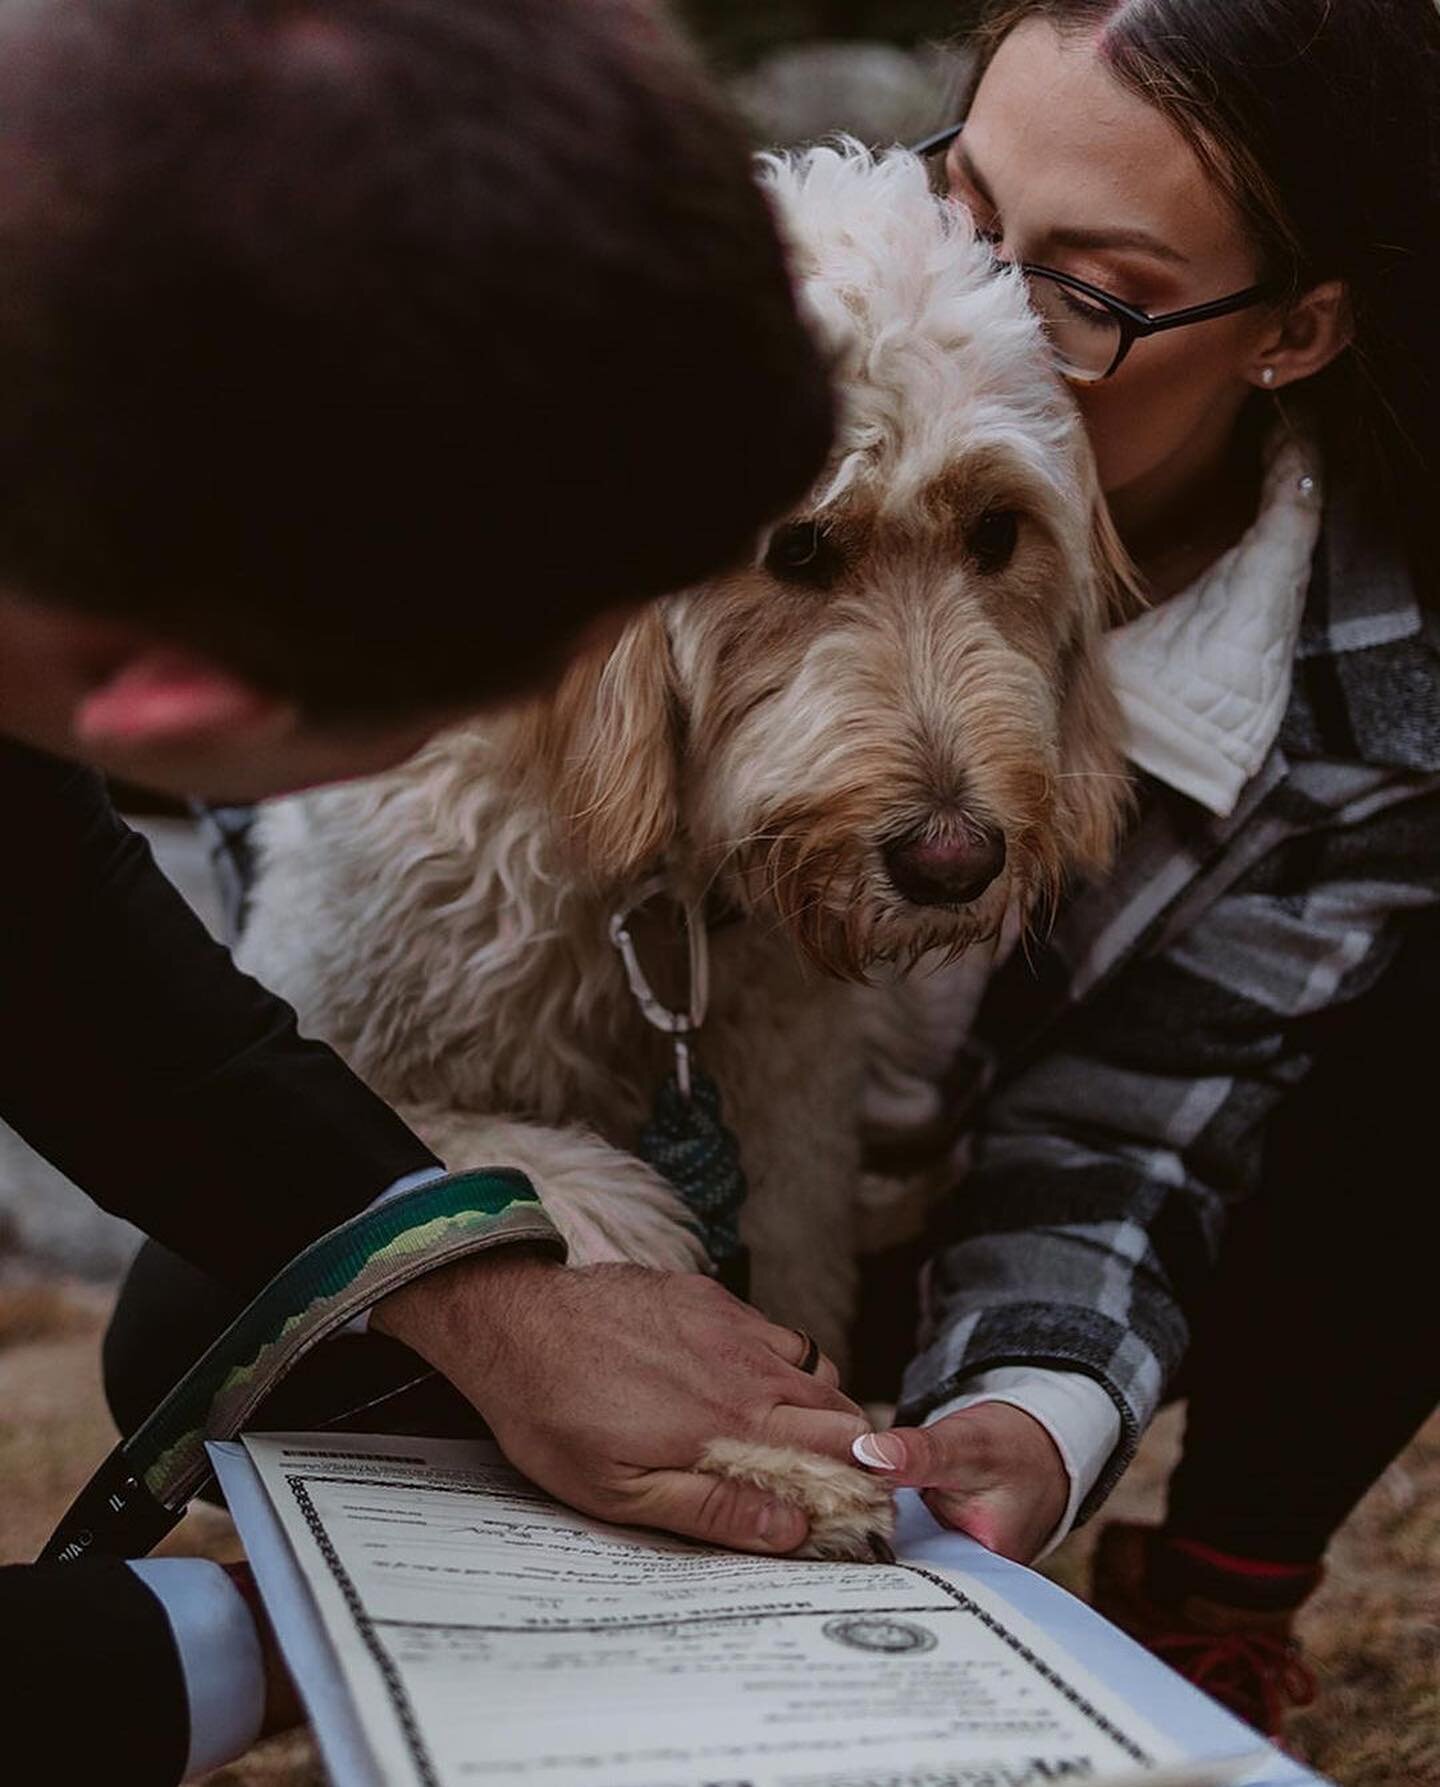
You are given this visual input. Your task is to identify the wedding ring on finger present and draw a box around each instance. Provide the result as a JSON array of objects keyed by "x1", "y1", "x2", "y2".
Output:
[{"x1": 791, "y1": 1329, "x2": 822, "y2": 1376}]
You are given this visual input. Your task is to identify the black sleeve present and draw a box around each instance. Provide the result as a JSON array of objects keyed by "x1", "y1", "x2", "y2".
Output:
[
  {"x1": 0, "y1": 739, "x2": 440, "y2": 1292},
  {"x1": 2, "y1": 1559, "x2": 191, "y2": 1784}
]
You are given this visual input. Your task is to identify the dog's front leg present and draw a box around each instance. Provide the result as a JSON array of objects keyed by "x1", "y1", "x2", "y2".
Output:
[
  {"x1": 699, "y1": 1438, "x2": 896, "y2": 1563},
  {"x1": 700, "y1": 976, "x2": 867, "y2": 1371},
  {"x1": 395, "y1": 1104, "x2": 707, "y2": 1273},
  {"x1": 668, "y1": 976, "x2": 900, "y2": 1562},
  {"x1": 397, "y1": 1103, "x2": 896, "y2": 1562}
]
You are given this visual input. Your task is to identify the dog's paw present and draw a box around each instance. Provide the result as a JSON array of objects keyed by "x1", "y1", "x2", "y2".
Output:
[{"x1": 699, "y1": 1438, "x2": 896, "y2": 1563}]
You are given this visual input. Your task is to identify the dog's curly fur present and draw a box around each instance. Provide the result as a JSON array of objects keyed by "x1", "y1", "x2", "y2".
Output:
[{"x1": 238, "y1": 145, "x2": 1132, "y2": 1559}]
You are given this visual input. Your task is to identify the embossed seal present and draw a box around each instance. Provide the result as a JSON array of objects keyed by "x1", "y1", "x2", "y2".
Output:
[{"x1": 822, "y1": 1615, "x2": 938, "y2": 1655}]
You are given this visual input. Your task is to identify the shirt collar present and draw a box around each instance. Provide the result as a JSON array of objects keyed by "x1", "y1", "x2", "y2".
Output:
[{"x1": 1102, "y1": 428, "x2": 1323, "y2": 817}]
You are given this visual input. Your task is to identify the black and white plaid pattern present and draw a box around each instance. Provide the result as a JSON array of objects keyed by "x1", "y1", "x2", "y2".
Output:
[{"x1": 898, "y1": 484, "x2": 1440, "y2": 1519}]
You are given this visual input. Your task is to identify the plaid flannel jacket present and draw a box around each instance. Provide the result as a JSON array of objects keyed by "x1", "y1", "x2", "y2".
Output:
[{"x1": 896, "y1": 487, "x2": 1440, "y2": 1519}]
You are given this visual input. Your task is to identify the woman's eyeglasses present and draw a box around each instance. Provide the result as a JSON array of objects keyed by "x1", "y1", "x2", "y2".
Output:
[{"x1": 911, "y1": 122, "x2": 1283, "y2": 384}]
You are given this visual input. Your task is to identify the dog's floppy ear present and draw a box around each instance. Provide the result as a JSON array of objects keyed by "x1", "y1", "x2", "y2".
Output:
[
  {"x1": 1053, "y1": 476, "x2": 1139, "y2": 876},
  {"x1": 1054, "y1": 635, "x2": 1129, "y2": 877},
  {"x1": 511, "y1": 605, "x2": 680, "y2": 886},
  {"x1": 1088, "y1": 481, "x2": 1146, "y2": 629}
]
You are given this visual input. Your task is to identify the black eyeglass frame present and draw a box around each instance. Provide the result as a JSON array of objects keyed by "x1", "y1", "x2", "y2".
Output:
[{"x1": 911, "y1": 122, "x2": 1285, "y2": 383}]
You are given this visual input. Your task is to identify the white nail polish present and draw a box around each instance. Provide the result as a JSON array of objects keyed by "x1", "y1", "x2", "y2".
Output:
[{"x1": 851, "y1": 1434, "x2": 896, "y2": 1470}]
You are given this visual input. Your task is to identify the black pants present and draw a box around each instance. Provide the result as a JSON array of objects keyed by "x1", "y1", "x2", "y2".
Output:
[
  {"x1": 1166, "y1": 916, "x2": 1440, "y2": 1565},
  {"x1": 105, "y1": 928, "x2": 1440, "y2": 1567}
]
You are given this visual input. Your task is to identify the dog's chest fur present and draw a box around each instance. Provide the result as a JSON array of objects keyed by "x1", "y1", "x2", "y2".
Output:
[{"x1": 241, "y1": 739, "x2": 873, "y2": 1359}]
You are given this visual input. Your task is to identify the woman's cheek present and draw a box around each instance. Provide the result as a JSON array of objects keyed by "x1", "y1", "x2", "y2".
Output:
[
  {"x1": 1073, "y1": 343, "x2": 1221, "y2": 496},
  {"x1": 1072, "y1": 378, "x2": 1152, "y2": 494}
]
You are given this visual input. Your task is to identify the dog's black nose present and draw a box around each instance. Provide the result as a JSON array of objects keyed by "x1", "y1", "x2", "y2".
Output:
[{"x1": 883, "y1": 823, "x2": 1007, "y2": 907}]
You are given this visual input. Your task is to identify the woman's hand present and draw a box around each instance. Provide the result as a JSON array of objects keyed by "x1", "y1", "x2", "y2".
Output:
[
  {"x1": 374, "y1": 1253, "x2": 869, "y2": 1554},
  {"x1": 852, "y1": 1404, "x2": 1069, "y2": 1563}
]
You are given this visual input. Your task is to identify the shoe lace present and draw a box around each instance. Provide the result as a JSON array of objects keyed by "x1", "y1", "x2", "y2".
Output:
[{"x1": 1151, "y1": 1629, "x2": 1316, "y2": 1734}]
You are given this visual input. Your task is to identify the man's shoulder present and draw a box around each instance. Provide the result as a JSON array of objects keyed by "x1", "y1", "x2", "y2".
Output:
[
  {"x1": 1, "y1": 733, "x2": 103, "y2": 807},
  {"x1": 1, "y1": 735, "x2": 123, "y2": 886}
]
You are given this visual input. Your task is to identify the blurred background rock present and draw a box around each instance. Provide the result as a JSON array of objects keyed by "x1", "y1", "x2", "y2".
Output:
[
  {"x1": 678, "y1": 0, "x2": 978, "y2": 71},
  {"x1": 677, "y1": 1, "x2": 982, "y2": 147}
]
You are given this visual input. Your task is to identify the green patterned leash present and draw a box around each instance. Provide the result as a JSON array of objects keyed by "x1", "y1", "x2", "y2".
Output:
[
  {"x1": 40, "y1": 1168, "x2": 562, "y2": 1564},
  {"x1": 611, "y1": 879, "x2": 751, "y2": 1298}
]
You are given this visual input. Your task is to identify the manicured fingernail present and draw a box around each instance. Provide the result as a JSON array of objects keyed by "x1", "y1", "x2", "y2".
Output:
[{"x1": 852, "y1": 1433, "x2": 904, "y2": 1470}]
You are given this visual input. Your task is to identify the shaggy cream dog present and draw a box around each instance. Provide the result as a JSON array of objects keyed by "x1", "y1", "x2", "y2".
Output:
[{"x1": 239, "y1": 144, "x2": 1130, "y2": 1556}]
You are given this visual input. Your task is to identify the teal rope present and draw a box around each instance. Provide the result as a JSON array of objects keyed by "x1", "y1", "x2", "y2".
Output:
[{"x1": 637, "y1": 1067, "x2": 749, "y2": 1280}]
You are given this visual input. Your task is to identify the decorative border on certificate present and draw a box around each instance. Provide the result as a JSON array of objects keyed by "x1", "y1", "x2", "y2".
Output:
[
  {"x1": 897, "y1": 1565, "x2": 1151, "y2": 1768},
  {"x1": 284, "y1": 1472, "x2": 1152, "y2": 1786},
  {"x1": 288, "y1": 1475, "x2": 443, "y2": 1787}
]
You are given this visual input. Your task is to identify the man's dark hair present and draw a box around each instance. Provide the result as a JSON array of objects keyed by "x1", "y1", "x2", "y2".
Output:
[{"x1": 0, "y1": 0, "x2": 834, "y2": 715}]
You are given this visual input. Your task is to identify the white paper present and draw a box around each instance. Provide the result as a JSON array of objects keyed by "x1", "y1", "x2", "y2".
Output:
[
  {"x1": 231, "y1": 1432, "x2": 1283, "y2": 1787},
  {"x1": 211, "y1": 1439, "x2": 386, "y2": 1787}
]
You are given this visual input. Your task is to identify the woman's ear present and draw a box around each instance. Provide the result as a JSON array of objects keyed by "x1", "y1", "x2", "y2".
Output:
[
  {"x1": 1253, "y1": 279, "x2": 1353, "y2": 390},
  {"x1": 508, "y1": 605, "x2": 680, "y2": 886}
]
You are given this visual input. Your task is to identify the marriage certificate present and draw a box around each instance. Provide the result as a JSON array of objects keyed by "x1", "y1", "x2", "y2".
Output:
[{"x1": 224, "y1": 1431, "x2": 1270, "y2": 1787}]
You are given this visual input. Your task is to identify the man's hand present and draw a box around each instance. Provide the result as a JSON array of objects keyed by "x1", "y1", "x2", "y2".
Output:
[
  {"x1": 373, "y1": 1254, "x2": 869, "y2": 1555},
  {"x1": 852, "y1": 1404, "x2": 1069, "y2": 1563}
]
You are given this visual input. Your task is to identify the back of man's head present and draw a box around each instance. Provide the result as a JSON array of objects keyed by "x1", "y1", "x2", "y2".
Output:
[{"x1": 0, "y1": 0, "x2": 833, "y2": 716}]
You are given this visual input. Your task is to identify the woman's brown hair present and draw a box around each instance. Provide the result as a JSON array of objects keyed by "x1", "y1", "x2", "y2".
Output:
[{"x1": 970, "y1": 0, "x2": 1440, "y2": 600}]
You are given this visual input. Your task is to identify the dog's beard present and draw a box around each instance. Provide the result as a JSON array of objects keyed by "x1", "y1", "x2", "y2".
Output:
[{"x1": 724, "y1": 819, "x2": 1058, "y2": 982}]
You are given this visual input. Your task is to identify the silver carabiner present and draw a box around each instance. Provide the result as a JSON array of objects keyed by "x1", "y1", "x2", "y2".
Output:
[{"x1": 609, "y1": 874, "x2": 710, "y2": 1099}]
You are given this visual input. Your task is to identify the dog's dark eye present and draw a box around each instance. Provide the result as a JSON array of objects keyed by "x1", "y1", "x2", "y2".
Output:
[
  {"x1": 967, "y1": 508, "x2": 1020, "y2": 575},
  {"x1": 764, "y1": 519, "x2": 842, "y2": 588}
]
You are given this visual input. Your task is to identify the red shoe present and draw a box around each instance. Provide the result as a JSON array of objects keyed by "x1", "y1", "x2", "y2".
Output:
[{"x1": 1090, "y1": 1522, "x2": 1319, "y2": 1738}]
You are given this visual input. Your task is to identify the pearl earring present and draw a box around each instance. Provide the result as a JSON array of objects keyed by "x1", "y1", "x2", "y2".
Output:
[{"x1": 1260, "y1": 366, "x2": 1277, "y2": 388}]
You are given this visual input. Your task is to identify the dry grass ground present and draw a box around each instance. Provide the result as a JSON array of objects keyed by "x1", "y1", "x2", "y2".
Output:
[
  {"x1": 1047, "y1": 1406, "x2": 1440, "y2": 1785},
  {"x1": 3, "y1": 1279, "x2": 1435, "y2": 1786}
]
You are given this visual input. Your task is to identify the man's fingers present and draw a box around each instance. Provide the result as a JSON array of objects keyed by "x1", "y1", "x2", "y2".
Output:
[
  {"x1": 620, "y1": 1470, "x2": 809, "y2": 1555},
  {"x1": 763, "y1": 1405, "x2": 871, "y2": 1462},
  {"x1": 809, "y1": 1351, "x2": 842, "y2": 1391},
  {"x1": 763, "y1": 1322, "x2": 842, "y2": 1389},
  {"x1": 752, "y1": 1354, "x2": 863, "y2": 1415}
]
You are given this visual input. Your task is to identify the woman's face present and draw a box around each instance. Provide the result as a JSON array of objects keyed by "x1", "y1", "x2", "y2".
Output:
[{"x1": 950, "y1": 20, "x2": 1277, "y2": 503}]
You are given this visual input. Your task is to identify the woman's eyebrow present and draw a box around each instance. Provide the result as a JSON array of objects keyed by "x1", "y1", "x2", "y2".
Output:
[
  {"x1": 954, "y1": 141, "x2": 997, "y2": 208},
  {"x1": 957, "y1": 140, "x2": 1190, "y2": 268},
  {"x1": 1045, "y1": 224, "x2": 1191, "y2": 266}
]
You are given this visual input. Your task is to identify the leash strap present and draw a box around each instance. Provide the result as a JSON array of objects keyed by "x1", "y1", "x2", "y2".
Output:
[
  {"x1": 611, "y1": 878, "x2": 751, "y2": 1296},
  {"x1": 40, "y1": 1168, "x2": 562, "y2": 1564},
  {"x1": 637, "y1": 1067, "x2": 751, "y2": 1297}
]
